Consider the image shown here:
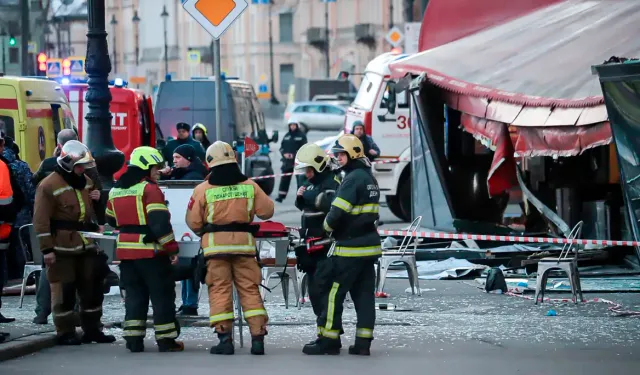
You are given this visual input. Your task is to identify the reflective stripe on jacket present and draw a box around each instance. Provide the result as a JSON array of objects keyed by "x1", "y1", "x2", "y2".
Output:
[
  {"x1": 106, "y1": 181, "x2": 178, "y2": 260},
  {"x1": 33, "y1": 172, "x2": 97, "y2": 254},
  {"x1": 186, "y1": 180, "x2": 275, "y2": 258},
  {"x1": 323, "y1": 164, "x2": 382, "y2": 258}
]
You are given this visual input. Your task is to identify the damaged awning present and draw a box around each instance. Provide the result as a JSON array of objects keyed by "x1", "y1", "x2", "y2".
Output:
[{"x1": 391, "y1": 0, "x2": 640, "y2": 158}]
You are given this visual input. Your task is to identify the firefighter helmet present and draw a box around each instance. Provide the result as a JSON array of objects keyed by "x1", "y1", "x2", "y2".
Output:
[
  {"x1": 192, "y1": 123, "x2": 207, "y2": 135},
  {"x1": 129, "y1": 146, "x2": 165, "y2": 170},
  {"x1": 295, "y1": 143, "x2": 329, "y2": 173},
  {"x1": 206, "y1": 141, "x2": 237, "y2": 168},
  {"x1": 57, "y1": 140, "x2": 96, "y2": 172},
  {"x1": 330, "y1": 134, "x2": 365, "y2": 160}
]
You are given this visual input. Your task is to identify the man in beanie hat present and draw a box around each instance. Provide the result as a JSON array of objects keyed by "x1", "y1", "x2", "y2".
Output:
[
  {"x1": 160, "y1": 144, "x2": 207, "y2": 182},
  {"x1": 351, "y1": 121, "x2": 380, "y2": 162},
  {"x1": 162, "y1": 122, "x2": 206, "y2": 167}
]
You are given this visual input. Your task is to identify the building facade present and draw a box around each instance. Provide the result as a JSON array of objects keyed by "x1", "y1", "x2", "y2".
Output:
[{"x1": 46, "y1": 0, "x2": 425, "y2": 97}]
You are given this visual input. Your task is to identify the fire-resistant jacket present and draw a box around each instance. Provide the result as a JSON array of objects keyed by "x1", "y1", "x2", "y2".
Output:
[
  {"x1": 105, "y1": 181, "x2": 178, "y2": 260},
  {"x1": 186, "y1": 180, "x2": 274, "y2": 258},
  {"x1": 294, "y1": 170, "x2": 341, "y2": 239},
  {"x1": 33, "y1": 172, "x2": 98, "y2": 255},
  {"x1": 323, "y1": 162, "x2": 382, "y2": 257}
]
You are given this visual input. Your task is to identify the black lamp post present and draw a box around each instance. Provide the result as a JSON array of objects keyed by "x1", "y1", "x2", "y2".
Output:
[
  {"x1": 267, "y1": 0, "x2": 279, "y2": 104},
  {"x1": 161, "y1": 5, "x2": 169, "y2": 79},
  {"x1": 0, "y1": 28, "x2": 6, "y2": 74},
  {"x1": 85, "y1": 0, "x2": 125, "y2": 213},
  {"x1": 110, "y1": 14, "x2": 117, "y2": 74},
  {"x1": 132, "y1": 10, "x2": 140, "y2": 67}
]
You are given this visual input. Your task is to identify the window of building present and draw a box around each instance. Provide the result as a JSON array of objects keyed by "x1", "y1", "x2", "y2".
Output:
[
  {"x1": 279, "y1": 64, "x2": 294, "y2": 94},
  {"x1": 279, "y1": 13, "x2": 293, "y2": 43}
]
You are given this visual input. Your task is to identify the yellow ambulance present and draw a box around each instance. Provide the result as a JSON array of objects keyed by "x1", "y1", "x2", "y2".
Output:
[{"x1": 0, "y1": 75, "x2": 77, "y2": 171}]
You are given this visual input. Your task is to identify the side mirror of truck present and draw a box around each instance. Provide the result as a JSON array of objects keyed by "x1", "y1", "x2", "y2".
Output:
[
  {"x1": 337, "y1": 71, "x2": 350, "y2": 80},
  {"x1": 271, "y1": 130, "x2": 279, "y2": 143},
  {"x1": 386, "y1": 82, "x2": 397, "y2": 115}
]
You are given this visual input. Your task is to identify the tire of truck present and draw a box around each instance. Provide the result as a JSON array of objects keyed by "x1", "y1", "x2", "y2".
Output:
[
  {"x1": 255, "y1": 165, "x2": 275, "y2": 196},
  {"x1": 397, "y1": 177, "x2": 412, "y2": 222},
  {"x1": 386, "y1": 195, "x2": 405, "y2": 221}
]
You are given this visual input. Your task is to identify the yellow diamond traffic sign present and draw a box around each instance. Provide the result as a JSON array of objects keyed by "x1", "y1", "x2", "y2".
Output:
[
  {"x1": 182, "y1": 0, "x2": 248, "y2": 40},
  {"x1": 385, "y1": 26, "x2": 404, "y2": 47}
]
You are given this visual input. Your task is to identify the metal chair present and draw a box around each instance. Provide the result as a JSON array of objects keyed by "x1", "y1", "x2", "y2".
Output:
[
  {"x1": 376, "y1": 216, "x2": 423, "y2": 296},
  {"x1": 259, "y1": 238, "x2": 302, "y2": 309},
  {"x1": 231, "y1": 286, "x2": 244, "y2": 348},
  {"x1": 534, "y1": 221, "x2": 584, "y2": 304},
  {"x1": 18, "y1": 224, "x2": 42, "y2": 308}
]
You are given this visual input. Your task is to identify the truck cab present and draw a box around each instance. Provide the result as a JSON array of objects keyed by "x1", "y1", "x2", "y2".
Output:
[
  {"x1": 62, "y1": 79, "x2": 157, "y2": 179},
  {"x1": 154, "y1": 76, "x2": 277, "y2": 195},
  {"x1": 342, "y1": 52, "x2": 412, "y2": 221}
]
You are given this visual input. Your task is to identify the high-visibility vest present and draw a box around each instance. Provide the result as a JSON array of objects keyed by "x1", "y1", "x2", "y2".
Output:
[{"x1": 0, "y1": 160, "x2": 14, "y2": 249}]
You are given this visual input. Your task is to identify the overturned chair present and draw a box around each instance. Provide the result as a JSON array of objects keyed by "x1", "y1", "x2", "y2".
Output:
[
  {"x1": 18, "y1": 224, "x2": 43, "y2": 308},
  {"x1": 376, "y1": 216, "x2": 423, "y2": 296},
  {"x1": 534, "y1": 221, "x2": 584, "y2": 304}
]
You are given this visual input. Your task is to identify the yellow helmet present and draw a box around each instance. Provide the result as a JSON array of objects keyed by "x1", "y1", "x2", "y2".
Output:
[
  {"x1": 205, "y1": 141, "x2": 237, "y2": 168},
  {"x1": 192, "y1": 123, "x2": 207, "y2": 135},
  {"x1": 129, "y1": 146, "x2": 165, "y2": 170},
  {"x1": 295, "y1": 143, "x2": 329, "y2": 173},
  {"x1": 57, "y1": 140, "x2": 96, "y2": 172},
  {"x1": 330, "y1": 134, "x2": 365, "y2": 160}
]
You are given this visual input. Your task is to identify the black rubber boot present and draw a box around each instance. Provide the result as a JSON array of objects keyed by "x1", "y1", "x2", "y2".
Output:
[
  {"x1": 210, "y1": 333, "x2": 234, "y2": 355},
  {"x1": 125, "y1": 339, "x2": 144, "y2": 353},
  {"x1": 82, "y1": 331, "x2": 117, "y2": 344},
  {"x1": 32, "y1": 314, "x2": 48, "y2": 325},
  {"x1": 57, "y1": 332, "x2": 82, "y2": 346},
  {"x1": 250, "y1": 335, "x2": 265, "y2": 355},
  {"x1": 157, "y1": 338, "x2": 185, "y2": 352},
  {"x1": 307, "y1": 335, "x2": 321, "y2": 345},
  {"x1": 177, "y1": 306, "x2": 198, "y2": 316},
  {"x1": 302, "y1": 337, "x2": 341, "y2": 355},
  {"x1": 348, "y1": 338, "x2": 372, "y2": 356}
]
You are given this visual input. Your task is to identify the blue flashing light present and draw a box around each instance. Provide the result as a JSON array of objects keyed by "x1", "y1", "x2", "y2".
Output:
[
  {"x1": 114, "y1": 78, "x2": 124, "y2": 87},
  {"x1": 61, "y1": 78, "x2": 70, "y2": 85}
]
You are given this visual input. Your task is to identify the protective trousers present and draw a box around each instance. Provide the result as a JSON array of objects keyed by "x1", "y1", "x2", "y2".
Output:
[
  {"x1": 306, "y1": 257, "x2": 332, "y2": 334},
  {"x1": 46, "y1": 251, "x2": 105, "y2": 336},
  {"x1": 206, "y1": 256, "x2": 268, "y2": 336},
  {"x1": 119, "y1": 257, "x2": 180, "y2": 343},
  {"x1": 317, "y1": 257, "x2": 377, "y2": 340}
]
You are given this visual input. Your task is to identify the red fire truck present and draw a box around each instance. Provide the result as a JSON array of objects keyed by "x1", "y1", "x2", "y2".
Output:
[{"x1": 61, "y1": 79, "x2": 159, "y2": 179}]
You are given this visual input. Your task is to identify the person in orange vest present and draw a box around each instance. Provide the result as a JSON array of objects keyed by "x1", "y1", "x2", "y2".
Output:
[
  {"x1": 0, "y1": 134, "x2": 25, "y2": 341},
  {"x1": 186, "y1": 141, "x2": 274, "y2": 355},
  {"x1": 106, "y1": 146, "x2": 184, "y2": 353}
]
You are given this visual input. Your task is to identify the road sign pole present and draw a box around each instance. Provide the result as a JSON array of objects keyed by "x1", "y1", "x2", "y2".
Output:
[
  {"x1": 214, "y1": 38, "x2": 222, "y2": 142},
  {"x1": 241, "y1": 150, "x2": 246, "y2": 175}
]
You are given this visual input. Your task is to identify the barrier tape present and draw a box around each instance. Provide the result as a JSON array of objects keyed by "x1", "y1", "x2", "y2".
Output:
[
  {"x1": 250, "y1": 158, "x2": 410, "y2": 182},
  {"x1": 505, "y1": 291, "x2": 640, "y2": 316},
  {"x1": 287, "y1": 226, "x2": 640, "y2": 248}
]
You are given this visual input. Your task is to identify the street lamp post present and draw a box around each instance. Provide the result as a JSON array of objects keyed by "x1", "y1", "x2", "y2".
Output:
[
  {"x1": 161, "y1": 5, "x2": 169, "y2": 80},
  {"x1": 85, "y1": 0, "x2": 125, "y2": 205},
  {"x1": 0, "y1": 28, "x2": 6, "y2": 74},
  {"x1": 132, "y1": 11, "x2": 140, "y2": 67},
  {"x1": 324, "y1": 1, "x2": 330, "y2": 78},
  {"x1": 267, "y1": 1, "x2": 279, "y2": 104},
  {"x1": 110, "y1": 14, "x2": 117, "y2": 74}
]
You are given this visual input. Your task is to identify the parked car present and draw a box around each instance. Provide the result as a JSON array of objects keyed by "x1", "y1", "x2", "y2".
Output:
[{"x1": 283, "y1": 101, "x2": 347, "y2": 132}]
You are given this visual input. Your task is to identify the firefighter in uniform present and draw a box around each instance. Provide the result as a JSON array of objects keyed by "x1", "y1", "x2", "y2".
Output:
[
  {"x1": 186, "y1": 141, "x2": 275, "y2": 355},
  {"x1": 303, "y1": 134, "x2": 381, "y2": 356},
  {"x1": 293, "y1": 143, "x2": 341, "y2": 340},
  {"x1": 32, "y1": 140, "x2": 115, "y2": 345},
  {"x1": 105, "y1": 147, "x2": 183, "y2": 353}
]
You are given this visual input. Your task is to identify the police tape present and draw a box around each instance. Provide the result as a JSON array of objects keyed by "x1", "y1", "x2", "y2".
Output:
[
  {"x1": 376, "y1": 229, "x2": 640, "y2": 247},
  {"x1": 248, "y1": 158, "x2": 410, "y2": 181},
  {"x1": 286, "y1": 226, "x2": 640, "y2": 247},
  {"x1": 505, "y1": 292, "x2": 640, "y2": 316}
]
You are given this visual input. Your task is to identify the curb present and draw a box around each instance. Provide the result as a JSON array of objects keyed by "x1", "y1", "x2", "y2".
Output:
[{"x1": 0, "y1": 333, "x2": 57, "y2": 362}]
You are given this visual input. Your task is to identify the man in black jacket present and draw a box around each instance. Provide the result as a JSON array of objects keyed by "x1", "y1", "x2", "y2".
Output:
[
  {"x1": 159, "y1": 144, "x2": 207, "y2": 182},
  {"x1": 293, "y1": 143, "x2": 340, "y2": 341},
  {"x1": 276, "y1": 120, "x2": 307, "y2": 203},
  {"x1": 303, "y1": 134, "x2": 381, "y2": 357},
  {"x1": 162, "y1": 123, "x2": 206, "y2": 167}
]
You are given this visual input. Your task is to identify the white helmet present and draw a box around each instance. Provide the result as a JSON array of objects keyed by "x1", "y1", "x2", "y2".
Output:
[
  {"x1": 57, "y1": 140, "x2": 96, "y2": 173},
  {"x1": 205, "y1": 141, "x2": 237, "y2": 168}
]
